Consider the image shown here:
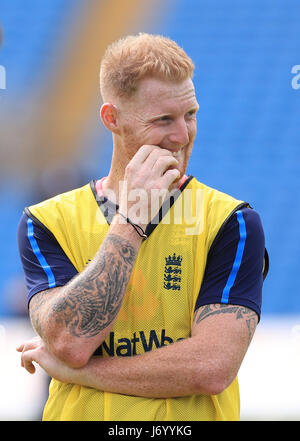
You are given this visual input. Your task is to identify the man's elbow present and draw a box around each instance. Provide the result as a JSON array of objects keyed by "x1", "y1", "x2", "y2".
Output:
[
  {"x1": 202, "y1": 378, "x2": 232, "y2": 396},
  {"x1": 192, "y1": 366, "x2": 235, "y2": 396},
  {"x1": 49, "y1": 337, "x2": 93, "y2": 369}
]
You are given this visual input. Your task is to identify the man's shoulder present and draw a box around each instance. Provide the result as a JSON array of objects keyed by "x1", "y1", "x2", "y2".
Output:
[
  {"x1": 187, "y1": 176, "x2": 246, "y2": 208},
  {"x1": 28, "y1": 181, "x2": 93, "y2": 212},
  {"x1": 24, "y1": 181, "x2": 96, "y2": 233}
]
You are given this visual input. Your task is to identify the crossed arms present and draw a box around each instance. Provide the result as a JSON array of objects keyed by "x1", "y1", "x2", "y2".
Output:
[
  {"x1": 18, "y1": 225, "x2": 258, "y2": 398},
  {"x1": 17, "y1": 146, "x2": 259, "y2": 398}
]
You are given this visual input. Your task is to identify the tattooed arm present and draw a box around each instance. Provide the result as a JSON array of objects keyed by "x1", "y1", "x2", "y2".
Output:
[
  {"x1": 29, "y1": 219, "x2": 142, "y2": 368},
  {"x1": 20, "y1": 302, "x2": 258, "y2": 396},
  {"x1": 27, "y1": 145, "x2": 181, "y2": 369},
  {"x1": 194, "y1": 304, "x2": 258, "y2": 346},
  {"x1": 190, "y1": 303, "x2": 258, "y2": 394}
]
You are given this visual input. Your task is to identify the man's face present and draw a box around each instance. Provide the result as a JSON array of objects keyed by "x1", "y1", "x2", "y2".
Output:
[{"x1": 117, "y1": 77, "x2": 199, "y2": 183}]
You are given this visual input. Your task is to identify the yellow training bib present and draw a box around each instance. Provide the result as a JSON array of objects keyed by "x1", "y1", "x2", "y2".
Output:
[{"x1": 28, "y1": 176, "x2": 246, "y2": 421}]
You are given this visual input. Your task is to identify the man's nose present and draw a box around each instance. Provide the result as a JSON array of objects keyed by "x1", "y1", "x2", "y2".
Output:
[{"x1": 168, "y1": 119, "x2": 189, "y2": 147}]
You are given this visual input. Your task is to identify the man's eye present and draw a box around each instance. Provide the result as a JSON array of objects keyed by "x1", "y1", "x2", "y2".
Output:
[
  {"x1": 186, "y1": 110, "x2": 196, "y2": 118},
  {"x1": 157, "y1": 116, "x2": 171, "y2": 122}
]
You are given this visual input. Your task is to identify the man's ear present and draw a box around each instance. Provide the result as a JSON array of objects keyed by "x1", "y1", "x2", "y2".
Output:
[{"x1": 100, "y1": 103, "x2": 120, "y2": 133}]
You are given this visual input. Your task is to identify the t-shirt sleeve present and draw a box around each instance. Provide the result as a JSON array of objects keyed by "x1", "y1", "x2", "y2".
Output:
[
  {"x1": 17, "y1": 211, "x2": 78, "y2": 305},
  {"x1": 195, "y1": 207, "x2": 267, "y2": 320}
]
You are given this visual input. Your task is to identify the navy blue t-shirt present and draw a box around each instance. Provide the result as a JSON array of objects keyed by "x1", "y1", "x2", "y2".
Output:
[{"x1": 17, "y1": 206, "x2": 267, "y2": 319}]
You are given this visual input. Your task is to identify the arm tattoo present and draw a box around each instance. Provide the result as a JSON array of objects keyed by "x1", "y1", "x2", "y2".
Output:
[
  {"x1": 31, "y1": 234, "x2": 137, "y2": 339},
  {"x1": 196, "y1": 303, "x2": 258, "y2": 344}
]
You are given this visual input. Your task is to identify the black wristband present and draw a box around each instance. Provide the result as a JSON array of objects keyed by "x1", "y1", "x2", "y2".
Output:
[{"x1": 118, "y1": 212, "x2": 148, "y2": 240}]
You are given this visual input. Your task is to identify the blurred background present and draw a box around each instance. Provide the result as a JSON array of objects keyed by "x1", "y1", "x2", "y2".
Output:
[{"x1": 0, "y1": 0, "x2": 299, "y2": 420}]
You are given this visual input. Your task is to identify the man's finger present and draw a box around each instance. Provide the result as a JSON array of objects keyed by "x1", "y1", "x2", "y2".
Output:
[
  {"x1": 16, "y1": 343, "x2": 24, "y2": 352},
  {"x1": 152, "y1": 155, "x2": 179, "y2": 177},
  {"x1": 128, "y1": 144, "x2": 156, "y2": 165},
  {"x1": 127, "y1": 145, "x2": 162, "y2": 168},
  {"x1": 143, "y1": 147, "x2": 174, "y2": 170},
  {"x1": 17, "y1": 336, "x2": 41, "y2": 353},
  {"x1": 22, "y1": 349, "x2": 38, "y2": 374},
  {"x1": 161, "y1": 168, "x2": 181, "y2": 189}
]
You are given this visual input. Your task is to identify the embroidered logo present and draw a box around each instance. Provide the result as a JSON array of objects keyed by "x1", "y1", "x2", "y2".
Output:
[{"x1": 163, "y1": 253, "x2": 183, "y2": 291}]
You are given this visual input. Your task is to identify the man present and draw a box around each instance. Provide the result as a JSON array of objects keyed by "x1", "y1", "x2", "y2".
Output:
[{"x1": 17, "y1": 33, "x2": 268, "y2": 421}]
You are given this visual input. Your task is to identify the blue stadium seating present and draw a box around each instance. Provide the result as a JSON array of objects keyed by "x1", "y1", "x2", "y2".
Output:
[
  {"x1": 0, "y1": 0, "x2": 79, "y2": 97},
  {"x1": 0, "y1": 0, "x2": 80, "y2": 314},
  {"x1": 1, "y1": 0, "x2": 300, "y2": 316}
]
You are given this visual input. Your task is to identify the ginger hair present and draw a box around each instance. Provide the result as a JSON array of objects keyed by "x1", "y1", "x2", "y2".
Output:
[{"x1": 99, "y1": 33, "x2": 195, "y2": 101}]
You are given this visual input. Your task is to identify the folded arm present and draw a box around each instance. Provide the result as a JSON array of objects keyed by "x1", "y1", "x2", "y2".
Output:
[
  {"x1": 28, "y1": 224, "x2": 141, "y2": 368},
  {"x1": 18, "y1": 303, "x2": 258, "y2": 397},
  {"x1": 18, "y1": 204, "x2": 264, "y2": 396},
  {"x1": 18, "y1": 146, "x2": 181, "y2": 368}
]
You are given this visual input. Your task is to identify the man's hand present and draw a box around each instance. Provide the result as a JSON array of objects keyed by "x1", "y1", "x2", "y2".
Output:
[
  {"x1": 118, "y1": 145, "x2": 180, "y2": 230},
  {"x1": 16, "y1": 336, "x2": 78, "y2": 383}
]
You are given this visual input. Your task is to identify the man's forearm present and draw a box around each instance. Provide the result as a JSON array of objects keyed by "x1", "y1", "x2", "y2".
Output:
[
  {"x1": 18, "y1": 334, "x2": 218, "y2": 398},
  {"x1": 51, "y1": 232, "x2": 137, "y2": 338},
  {"x1": 21, "y1": 303, "x2": 253, "y2": 397},
  {"x1": 70, "y1": 336, "x2": 220, "y2": 398},
  {"x1": 60, "y1": 305, "x2": 250, "y2": 397},
  {"x1": 30, "y1": 219, "x2": 142, "y2": 366}
]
